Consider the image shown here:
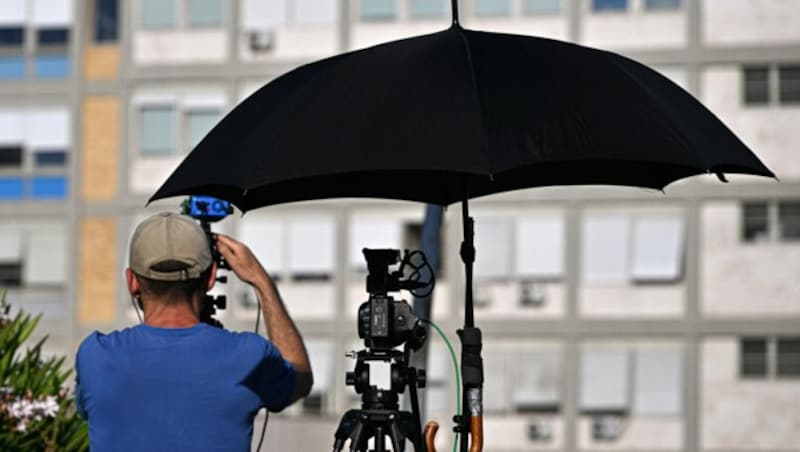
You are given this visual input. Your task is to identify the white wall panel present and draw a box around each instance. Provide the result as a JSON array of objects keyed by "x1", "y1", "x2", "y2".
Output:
[
  {"x1": 582, "y1": 215, "x2": 629, "y2": 282},
  {"x1": 26, "y1": 110, "x2": 70, "y2": 149},
  {"x1": 33, "y1": 0, "x2": 73, "y2": 26},
  {"x1": 634, "y1": 346, "x2": 682, "y2": 415},
  {"x1": 0, "y1": 111, "x2": 24, "y2": 144},
  {"x1": 0, "y1": 0, "x2": 25, "y2": 25},
  {"x1": 242, "y1": 0, "x2": 287, "y2": 29},
  {"x1": 24, "y1": 227, "x2": 67, "y2": 285},
  {"x1": 580, "y1": 348, "x2": 629, "y2": 411},
  {"x1": 631, "y1": 216, "x2": 683, "y2": 281},
  {"x1": 348, "y1": 218, "x2": 401, "y2": 268},
  {"x1": 288, "y1": 218, "x2": 335, "y2": 274},
  {"x1": 516, "y1": 215, "x2": 564, "y2": 279},
  {"x1": 240, "y1": 218, "x2": 284, "y2": 276}
]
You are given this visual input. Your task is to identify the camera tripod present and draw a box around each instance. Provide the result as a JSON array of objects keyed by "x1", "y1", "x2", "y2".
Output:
[{"x1": 333, "y1": 348, "x2": 426, "y2": 452}]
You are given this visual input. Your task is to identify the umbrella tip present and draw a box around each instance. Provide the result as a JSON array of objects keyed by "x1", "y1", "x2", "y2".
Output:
[{"x1": 715, "y1": 172, "x2": 729, "y2": 183}]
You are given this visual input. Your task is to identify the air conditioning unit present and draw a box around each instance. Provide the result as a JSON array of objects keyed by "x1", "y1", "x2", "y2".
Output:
[
  {"x1": 520, "y1": 282, "x2": 546, "y2": 307},
  {"x1": 527, "y1": 419, "x2": 553, "y2": 441},
  {"x1": 249, "y1": 29, "x2": 275, "y2": 52},
  {"x1": 591, "y1": 416, "x2": 623, "y2": 442}
]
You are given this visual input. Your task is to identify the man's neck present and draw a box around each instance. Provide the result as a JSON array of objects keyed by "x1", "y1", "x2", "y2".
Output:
[{"x1": 142, "y1": 297, "x2": 201, "y2": 328}]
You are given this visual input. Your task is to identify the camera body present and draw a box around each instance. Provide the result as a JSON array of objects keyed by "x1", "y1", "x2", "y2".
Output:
[
  {"x1": 358, "y1": 248, "x2": 426, "y2": 351},
  {"x1": 358, "y1": 295, "x2": 424, "y2": 351}
]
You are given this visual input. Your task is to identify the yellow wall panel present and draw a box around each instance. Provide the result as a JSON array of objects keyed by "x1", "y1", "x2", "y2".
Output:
[
  {"x1": 80, "y1": 96, "x2": 119, "y2": 201},
  {"x1": 78, "y1": 218, "x2": 118, "y2": 325},
  {"x1": 83, "y1": 45, "x2": 119, "y2": 80}
]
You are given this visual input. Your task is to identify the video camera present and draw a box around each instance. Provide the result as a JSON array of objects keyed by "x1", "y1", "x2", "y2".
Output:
[
  {"x1": 181, "y1": 195, "x2": 234, "y2": 326},
  {"x1": 357, "y1": 249, "x2": 432, "y2": 351}
]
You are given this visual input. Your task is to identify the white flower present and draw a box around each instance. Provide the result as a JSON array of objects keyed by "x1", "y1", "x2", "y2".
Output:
[
  {"x1": 15, "y1": 420, "x2": 27, "y2": 432},
  {"x1": 39, "y1": 396, "x2": 59, "y2": 417}
]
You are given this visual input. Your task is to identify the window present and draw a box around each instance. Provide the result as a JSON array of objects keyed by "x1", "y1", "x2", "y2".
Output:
[
  {"x1": 582, "y1": 213, "x2": 685, "y2": 284},
  {"x1": 94, "y1": 0, "x2": 119, "y2": 42},
  {"x1": 744, "y1": 65, "x2": 800, "y2": 106},
  {"x1": 778, "y1": 201, "x2": 800, "y2": 241},
  {"x1": 0, "y1": 223, "x2": 67, "y2": 287},
  {"x1": 143, "y1": 0, "x2": 177, "y2": 28},
  {"x1": 524, "y1": 0, "x2": 561, "y2": 14},
  {"x1": 740, "y1": 336, "x2": 800, "y2": 379},
  {"x1": 742, "y1": 202, "x2": 769, "y2": 242},
  {"x1": 740, "y1": 337, "x2": 768, "y2": 377},
  {"x1": 185, "y1": 110, "x2": 220, "y2": 150},
  {"x1": 777, "y1": 338, "x2": 800, "y2": 377},
  {"x1": 582, "y1": 344, "x2": 682, "y2": 415},
  {"x1": 360, "y1": 0, "x2": 396, "y2": 21},
  {"x1": 0, "y1": 109, "x2": 70, "y2": 201},
  {"x1": 410, "y1": 0, "x2": 445, "y2": 19},
  {"x1": 644, "y1": 0, "x2": 681, "y2": 11},
  {"x1": 592, "y1": 0, "x2": 627, "y2": 12},
  {"x1": 188, "y1": 0, "x2": 223, "y2": 27},
  {"x1": 742, "y1": 200, "x2": 800, "y2": 243},
  {"x1": 475, "y1": 0, "x2": 512, "y2": 17},
  {"x1": 0, "y1": 146, "x2": 23, "y2": 168},
  {"x1": 779, "y1": 65, "x2": 800, "y2": 104},
  {"x1": 0, "y1": 27, "x2": 24, "y2": 46},
  {"x1": 37, "y1": 28, "x2": 69, "y2": 45},
  {"x1": 140, "y1": 106, "x2": 176, "y2": 155},
  {"x1": 743, "y1": 66, "x2": 769, "y2": 105},
  {"x1": 242, "y1": 0, "x2": 287, "y2": 29},
  {"x1": 0, "y1": 233, "x2": 22, "y2": 286}
]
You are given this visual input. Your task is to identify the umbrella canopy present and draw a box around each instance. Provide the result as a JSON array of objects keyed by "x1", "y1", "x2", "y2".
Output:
[{"x1": 151, "y1": 25, "x2": 772, "y2": 211}]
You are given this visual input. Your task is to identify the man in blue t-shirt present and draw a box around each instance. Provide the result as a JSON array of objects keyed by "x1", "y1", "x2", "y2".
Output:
[{"x1": 75, "y1": 212, "x2": 313, "y2": 451}]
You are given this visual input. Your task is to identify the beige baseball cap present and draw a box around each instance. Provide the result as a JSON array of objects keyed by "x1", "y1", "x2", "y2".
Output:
[{"x1": 129, "y1": 212, "x2": 212, "y2": 281}]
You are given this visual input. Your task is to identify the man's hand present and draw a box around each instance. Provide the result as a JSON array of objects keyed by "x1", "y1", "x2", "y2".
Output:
[{"x1": 215, "y1": 234, "x2": 270, "y2": 288}]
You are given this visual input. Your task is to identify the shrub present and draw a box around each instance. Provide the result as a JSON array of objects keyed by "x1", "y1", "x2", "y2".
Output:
[{"x1": 0, "y1": 289, "x2": 89, "y2": 451}]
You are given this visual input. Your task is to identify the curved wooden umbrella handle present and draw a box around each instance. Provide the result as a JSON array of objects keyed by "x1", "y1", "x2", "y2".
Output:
[
  {"x1": 423, "y1": 421, "x2": 439, "y2": 452},
  {"x1": 469, "y1": 416, "x2": 483, "y2": 452}
]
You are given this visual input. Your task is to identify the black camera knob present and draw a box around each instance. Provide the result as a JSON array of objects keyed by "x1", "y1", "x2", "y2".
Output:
[{"x1": 346, "y1": 371, "x2": 356, "y2": 386}]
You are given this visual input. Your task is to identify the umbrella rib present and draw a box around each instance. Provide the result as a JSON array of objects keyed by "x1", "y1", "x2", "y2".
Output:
[{"x1": 455, "y1": 28, "x2": 492, "y2": 182}]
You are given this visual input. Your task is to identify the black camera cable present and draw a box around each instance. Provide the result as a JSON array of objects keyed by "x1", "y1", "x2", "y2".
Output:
[{"x1": 254, "y1": 298, "x2": 269, "y2": 452}]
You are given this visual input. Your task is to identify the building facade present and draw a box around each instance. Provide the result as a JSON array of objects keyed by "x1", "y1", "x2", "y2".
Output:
[{"x1": 0, "y1": 0, "x2": 798, "y2": 450}]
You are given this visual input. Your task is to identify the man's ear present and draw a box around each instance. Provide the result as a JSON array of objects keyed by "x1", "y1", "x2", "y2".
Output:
[
  {"x1": 125, "y1": 268, "x2": 140, "y2": 297},
  {"x1": 205, "y1": 262, "x2": 218, "y2": 292}
]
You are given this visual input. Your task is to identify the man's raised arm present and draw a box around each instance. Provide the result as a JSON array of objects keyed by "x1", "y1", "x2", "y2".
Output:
[{"x1": 216, "y1": 234, "x2": 313, "y2": 403}]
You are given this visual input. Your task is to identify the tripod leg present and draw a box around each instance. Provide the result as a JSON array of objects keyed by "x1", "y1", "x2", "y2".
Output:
[
  {"x1": 388, "y1": 420, "x2": 406, "y2": 452},
  {"x1": 349, "y1": 422, "x2": 366, "y2": 452},
  {"x1": 375, "y1": 426, "x2": 386, "y2": 452}
]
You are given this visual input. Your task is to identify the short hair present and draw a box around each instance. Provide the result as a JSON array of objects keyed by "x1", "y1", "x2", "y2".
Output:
[{"x1": 135, "y1": 268, "x2": 211, "y2": 304}]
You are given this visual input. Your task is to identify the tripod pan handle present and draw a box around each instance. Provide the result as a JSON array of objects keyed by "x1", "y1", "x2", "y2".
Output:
[{"x1": 423, "y1": 421, "x2": 439, "y2": 452}]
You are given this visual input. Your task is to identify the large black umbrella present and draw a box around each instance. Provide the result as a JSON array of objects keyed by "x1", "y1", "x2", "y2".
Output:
[{"x1": 150, "y1": 5, "x2": 773, "y2": 451}]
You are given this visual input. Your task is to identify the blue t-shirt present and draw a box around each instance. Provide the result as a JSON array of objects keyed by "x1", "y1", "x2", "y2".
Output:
[{"x1": 75, "y1": 323, "x2": 296, "y2": 452}]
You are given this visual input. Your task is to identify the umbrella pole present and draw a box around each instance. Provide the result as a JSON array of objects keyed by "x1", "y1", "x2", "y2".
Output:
[{"x1": 459, "y1": 199, "x2": 483, "y2": 452}]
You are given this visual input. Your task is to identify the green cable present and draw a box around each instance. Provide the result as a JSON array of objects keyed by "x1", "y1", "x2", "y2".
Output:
[{"x1": 420, "y1": 319, "x2": 460, "y2": 452}]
